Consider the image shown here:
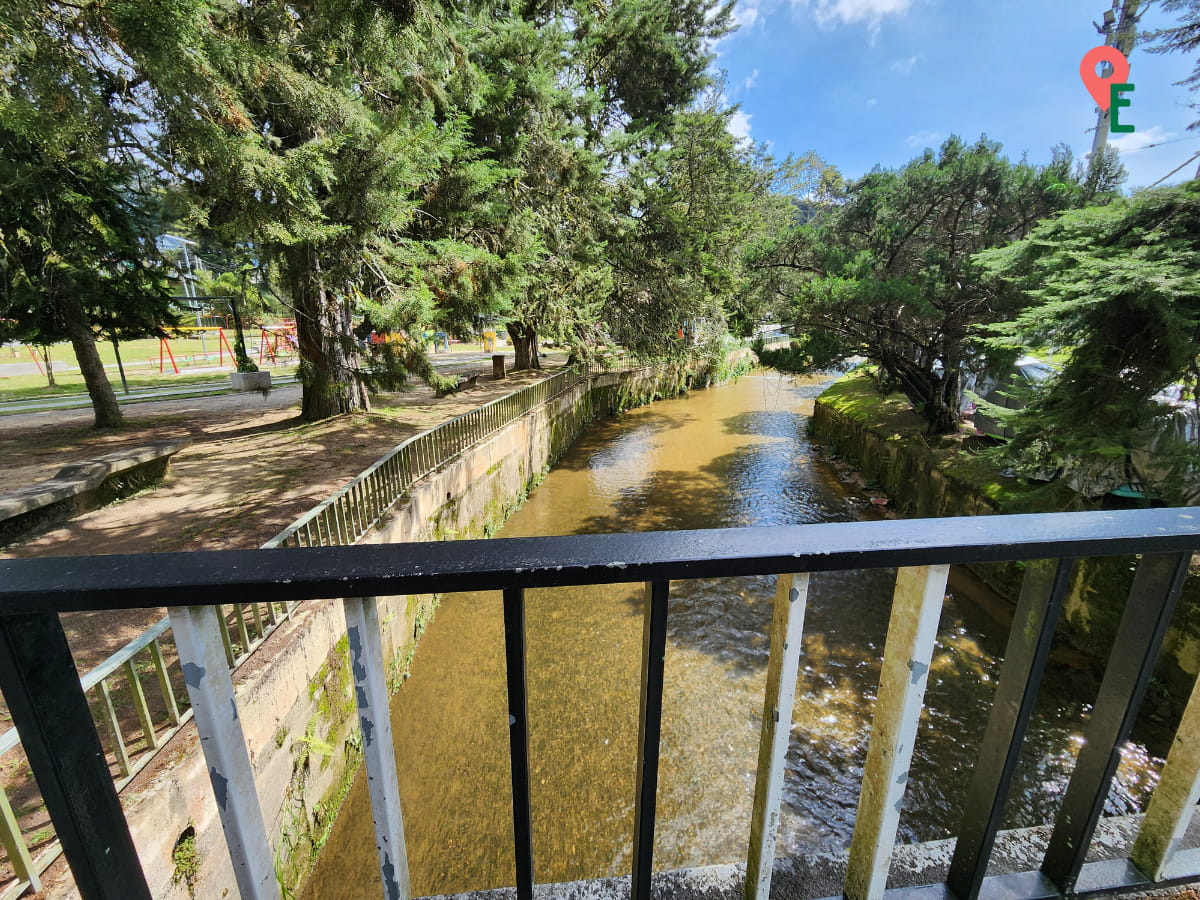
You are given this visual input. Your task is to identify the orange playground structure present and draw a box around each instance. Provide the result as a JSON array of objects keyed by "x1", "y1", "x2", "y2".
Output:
[{"x1": 153, "y1": 321, "x2": 299, "y2": 374}]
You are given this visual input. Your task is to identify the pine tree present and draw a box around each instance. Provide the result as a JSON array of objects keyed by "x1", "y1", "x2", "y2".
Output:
[
  {"x1": 759, "y1": 137, "x2": 1124, "y2": 434},
  {"x1": 1145, "y1": 0, "x2": 1200, "y2": 130},
  {"x1": 113, "y1": 0, "x2": 469, "y2": 419},
  {"x1": 0, "y1": 5, "x2": 172, "y2": 427},
  {"x1": 976, "y1": 182, "x2": 1200, "y2": 500}
]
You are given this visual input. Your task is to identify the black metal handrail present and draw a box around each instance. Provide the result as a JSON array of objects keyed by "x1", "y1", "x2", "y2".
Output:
[
  {"x1": 2, "y1": 506, "x2": 1200, "y2": 900},
  {"x1": 5, "y1": 508, "x2": 1198, "y2": 610}
]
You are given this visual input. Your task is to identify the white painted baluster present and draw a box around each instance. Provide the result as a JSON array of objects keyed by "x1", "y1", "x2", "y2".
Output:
[
  {"x1": 0, "y1": 784, "x2": 40, "y2": 893},
  {"x1": 344, "y1": 596, "x2": 411, "y2": 900},
  {"x1": 745, "y1": 573, "x2": 811, "y2": 900},
  {"x1": 844, "y1": 564, "x2": 949, "y2": 900},
  {"x1": 169, "y1": 605, "x2": 280, "y2": 900},
  {"x1": 1132, "y1": 670, "x2": 1200, "y2": 880}
]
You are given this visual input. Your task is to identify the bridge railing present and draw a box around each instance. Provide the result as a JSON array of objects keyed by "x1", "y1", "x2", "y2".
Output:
[
  {"x1": 264, "y1": 365, "x2": 583, "y2": 550},
  {"x1": 0, "y1": 364, "x2": 590, "y2": 898},
  {"x1": 3, "y1": 508, "x2": 1200, "y2": 900}
]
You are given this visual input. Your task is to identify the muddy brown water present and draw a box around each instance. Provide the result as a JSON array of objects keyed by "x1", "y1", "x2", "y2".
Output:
[{"x1": 302, "y1": 373, "x2": 1164, "y2": 900}]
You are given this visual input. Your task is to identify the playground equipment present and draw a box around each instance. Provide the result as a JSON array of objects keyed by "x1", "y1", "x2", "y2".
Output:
[
  {"x1": 155, "y1": 327, "x2": 237, "y2": 374},
  {"x1": 258, "y1": 320, "x2": 299, "y2": 365},
  {"x1": 150, "y1": 321, "x2": 298, "y2": 374}
]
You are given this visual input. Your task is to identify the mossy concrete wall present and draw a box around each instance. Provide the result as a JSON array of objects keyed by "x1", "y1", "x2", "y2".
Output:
[
  {"x1": 45, "y1": 364, "x2": 705, "y2": 900},
  {"x1": 372, "y1": 362, "x2": 709, "y2": 550},
  {"x1": 45, "y1": 586, "x2": 430, "y2": 900},
  {"x1": 810, "y1": 396, "x2": 1200, "y2": 705}
]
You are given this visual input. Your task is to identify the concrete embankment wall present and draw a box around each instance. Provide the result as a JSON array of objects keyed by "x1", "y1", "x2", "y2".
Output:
[
  {"x1": 809, "y1": 396, "x2": 1200, "y2": 708},
  {"x1": 55, "y1": 363, "x2": 705, "y2": 900}
]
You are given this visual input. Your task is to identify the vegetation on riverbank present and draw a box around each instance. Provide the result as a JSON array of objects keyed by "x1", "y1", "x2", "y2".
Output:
[
  {"x1": 812, "y1": 368, "x2": 1200, "y2": 711},
  {"x1": 816, "y1": 369, "x2": 1075, "y2": 513}
]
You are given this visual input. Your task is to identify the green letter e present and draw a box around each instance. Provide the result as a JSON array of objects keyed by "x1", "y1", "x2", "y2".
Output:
[{"x1": 1110, "y1": 83, "x2": 1135, "y2": 133}]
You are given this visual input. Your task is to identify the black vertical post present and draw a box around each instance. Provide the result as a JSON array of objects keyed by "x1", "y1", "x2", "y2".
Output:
[
  {"x1": 0, "y1": 612, "x2": 152, "y2": 900},
  {"x1": 503, "y1": 588, "x2": 535, "y2": 900},
  {"x1": 632, "y1": 581, "x2": 670, "y2": 900},
  {"x1": 947, "y1": 558, "x2": 1075, "y2": 899},
  {"x1": 1041, "y1": 552, "x2": 1191, "y2": 892}
]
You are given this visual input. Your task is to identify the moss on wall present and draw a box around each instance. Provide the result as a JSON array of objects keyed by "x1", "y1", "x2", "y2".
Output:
[
  {"x1": 811, "y1": 370, "x2": 1200, "y2": 707},
  {"x1": 282, "y1": 360, "x2": 736, "y2": 896},
  {"x1": 273, "y1": 635, "x2": 363, "y2": 894}
]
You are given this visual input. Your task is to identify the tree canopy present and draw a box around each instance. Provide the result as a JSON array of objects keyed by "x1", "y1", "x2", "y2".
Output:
[
  {"x1": 756, "y1": 136, "x2": 1124, "y2": 434},
  {"x1": 975, "y1": 181, "x2": 1200, "y2": 501},
  {"x1": 0, "y1": 2, "x2": 175, "y2": 426},
  {"x1": 1146, "y1": 0, "x2": 1200, "y2": 131}
]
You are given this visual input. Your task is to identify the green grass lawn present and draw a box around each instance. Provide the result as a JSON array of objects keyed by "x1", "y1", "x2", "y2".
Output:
[
  {"x1": 3, "y1": 335, "x2": 249, "y2": 371},
  {"x1": 0, "y1": 369, "x2": 299, "y2": 403},
  {"x1": 0, "y1": 333, "x2": 500, "y2": 404},
  {"x1": 1, "y1": 334, "x2": 298, "y2": 402},
  {"x1": 820, "y1": 368, "x2": 1072, "y2": 512}
]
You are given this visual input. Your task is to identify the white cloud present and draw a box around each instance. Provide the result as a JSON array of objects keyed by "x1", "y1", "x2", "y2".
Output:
[
  {"x1": 905, "y1": 129, "x2": 944, "y2": 149},
  {"x1": 729, "y1": 109, "x2": 754, "y2": 142},
  {"x1": 744, "y1": 69, "x2": 760, "y2": 91},
  {"x1": 866, "y1": 97, "x2": 878, "y2": 107},
  {"x1": 791, "y1": 0, "x2": 917, "y2": 31},
  {"x1": 1108, "y1": 124, "x2": 1174, "y2": 155},
  {"x1": 890, "y1": 54, "x2": 920, "y2": 75},
  {"x1": 733, "y1": 0, "x2": 763, "y2": 30},
  {"x1": 733, "y1": 0, "x2": 913, "y2": 37}
]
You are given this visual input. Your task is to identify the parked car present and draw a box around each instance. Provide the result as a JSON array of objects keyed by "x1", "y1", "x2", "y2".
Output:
[{"x1": 966, "y1": 356, "x2": 1056, "y2": 440}]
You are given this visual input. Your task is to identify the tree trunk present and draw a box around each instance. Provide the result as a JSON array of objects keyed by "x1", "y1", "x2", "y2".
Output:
[
  {"x1": 61, "y1": 294, "x2": 122, "y2": 427},
  {"x1": 509, "y1": 321, "x2": 540, "y2": 371},
  {"x1": 286, "y1": 244, "x2": 370, "y2": 421},
  {"x1": 883, "y1": 355, "x2": 962, "y2": 436},
  {"x1": 38, "y1": 345, "x2": 56, "y2": 388},
  {"x1": 924, "y1": 394, "x2": 960, "y2": 435}
]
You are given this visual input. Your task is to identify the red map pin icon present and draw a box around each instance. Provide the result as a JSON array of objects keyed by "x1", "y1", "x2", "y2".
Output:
[{"x1": 1081, "y1": 46, "x2": 1131, "y2": 110}]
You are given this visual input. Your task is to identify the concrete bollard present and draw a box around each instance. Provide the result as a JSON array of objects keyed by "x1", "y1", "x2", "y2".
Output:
[
  {"x1": 230, "y1": 371, "x2": 272, "y2": 392},
  {"x1": 492, "y1": 354, "x2": 506, "y2": 379}
]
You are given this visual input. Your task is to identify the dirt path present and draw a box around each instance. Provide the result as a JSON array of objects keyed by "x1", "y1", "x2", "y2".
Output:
[{"x1": 1, "y1": 363, "x2": 565, "y2": 671}]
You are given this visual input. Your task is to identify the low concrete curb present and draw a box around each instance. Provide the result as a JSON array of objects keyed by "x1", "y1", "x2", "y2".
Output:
[
  {"x1": 430, "y1": 815, "x2": 1191, "y2": 900},
  {"x1": 230, "y1": 371, "x2": 272, "y2": 392},
  {"x1": 0, "y1": 439, "x2": 190, "y2": 546}
]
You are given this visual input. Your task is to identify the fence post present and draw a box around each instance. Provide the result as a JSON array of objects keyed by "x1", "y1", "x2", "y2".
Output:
[
  {"x1": 745, "y1": 573, "x2": 811, "y2": 900},
  {"x1": 631, "y1": 581, "x2": 670, "y2": 900},
  {"x1": 169, "y1": 605, "x2": 281, "y2": 900},
  {"x1": 503, "y1": 588, "x2": 535, "y2": 900},
  {"x1": 947, "y1": 559, "x2": 1075, "y2": 899},
  {"x1": 1132, "y1": 667, "x2": 1200, "y2": 880},
  {"x1": 0, "y1": 783, "x2": 40, "y2": 893},
  {"x1": 344, "y1": 597, "x2": 410, "y2": 900},
  {"x1": 150, "y1": 637, "x2": 182, "y2": 726},
  {"x1": 844, "y1": 565, "x2": 949, "y2": 900},
  {"x1": 1042, "y1": 552, "x2": 1191, "y2": 893},
  {"x1": 0, "y1": 612, "x2": 151, "y2": 900}
]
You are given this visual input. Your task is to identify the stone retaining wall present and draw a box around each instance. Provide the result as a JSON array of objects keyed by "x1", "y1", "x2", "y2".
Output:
[
  {"x1": 810, "y1": 397, "x2": 1200, "y2": 707},
  {"x1": 46, "y1": 364, "x2": 706, "y2": 900}
]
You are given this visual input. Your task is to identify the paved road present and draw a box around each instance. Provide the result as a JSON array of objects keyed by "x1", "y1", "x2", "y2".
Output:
[{"x1": 0, "y1": 353, "x2": 504, "y2": 416}]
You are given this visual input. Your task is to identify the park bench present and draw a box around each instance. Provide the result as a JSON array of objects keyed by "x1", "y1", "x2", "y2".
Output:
[{"x1": 0, "y1": 439, "x2": 189, "y2": 546}]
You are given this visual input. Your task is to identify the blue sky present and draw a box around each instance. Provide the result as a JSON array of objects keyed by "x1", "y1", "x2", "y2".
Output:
[{"x1": 714, "y1": 0, "x2": 1200, "y2": 190}]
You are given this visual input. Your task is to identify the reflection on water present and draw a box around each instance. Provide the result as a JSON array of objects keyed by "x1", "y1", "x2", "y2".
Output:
[{"x1": 302, "y1": 374, "x2": 1163, "y2": 900}]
